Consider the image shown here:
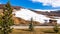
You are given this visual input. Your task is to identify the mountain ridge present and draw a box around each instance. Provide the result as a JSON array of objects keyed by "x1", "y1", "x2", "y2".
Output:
[{"x1": 0, "y1": 4, "x2": 60, "y2": 25}]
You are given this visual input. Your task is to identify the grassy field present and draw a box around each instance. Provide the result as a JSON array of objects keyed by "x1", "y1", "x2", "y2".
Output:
[
  {"x1": 0, "y1": 28, "x2": 59, "y2": 34},
  {"x1": 9, "y1": 28, "x2": 60, "y2": 34}
]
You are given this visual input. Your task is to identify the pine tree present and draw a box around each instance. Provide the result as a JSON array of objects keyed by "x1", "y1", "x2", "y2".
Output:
[
  {"x1": 29, "y1": 18, "x2": 34, "y2": 31},
  {"x1": 0, "y1": 0, "x2": 14, "y2": 34},
  {"x1": 53, "y1": 24, "x2": 59, "y2": 33}
]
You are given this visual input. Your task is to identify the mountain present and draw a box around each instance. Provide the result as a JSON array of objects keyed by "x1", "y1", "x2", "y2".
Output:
[
  {"x1": 13, "y1": 8, "x2": 50, "y2": 24},
  {"x1": 33, "y1": 10, "x2": 60, "y2": 17},
  {"x1": 13, "y1": 8, "x2": 60, "y2": 25},
  {"x1": 0, "y1": 4, "x2": 60, "y2": 25},
  {"x1": 0, "y1": 4, "x2": 21, "y2": 10}
]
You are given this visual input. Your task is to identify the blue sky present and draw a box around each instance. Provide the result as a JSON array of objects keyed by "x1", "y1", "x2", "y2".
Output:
[{"x1": 0, "y1": 0, "x2": 60, "y2": 10}]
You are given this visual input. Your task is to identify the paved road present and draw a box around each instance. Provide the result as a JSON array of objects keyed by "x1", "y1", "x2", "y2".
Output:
[{"x1": 10, "y1": 26, "x2": 60, "y2": 29}]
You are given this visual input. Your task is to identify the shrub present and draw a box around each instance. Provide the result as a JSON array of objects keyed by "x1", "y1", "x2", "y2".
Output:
[
  {"x1": 53, "y1": 24, "x2": 59, "y2": 33},
  {"x1": 29, "y1": 18, "x2": 34, "y2": 31}
]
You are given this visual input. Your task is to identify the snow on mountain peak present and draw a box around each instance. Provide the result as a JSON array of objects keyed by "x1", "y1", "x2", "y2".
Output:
[{"x1": 13, "y1": 8, "x2": 50, "y2": 24}]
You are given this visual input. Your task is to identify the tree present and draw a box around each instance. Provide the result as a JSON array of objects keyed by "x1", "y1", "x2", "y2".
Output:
[
  {"x1": 53, "y1": 24, "x2": 59, "y2": 33},
  {"x1": 0, "y1": 0, "x2": 14, "y2": 34},
  {"x1": 29, "y1": 18, "x2": 34, "y2": 31}
]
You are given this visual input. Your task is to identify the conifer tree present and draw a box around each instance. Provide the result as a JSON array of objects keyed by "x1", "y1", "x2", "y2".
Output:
[
  {"x1": 0, "y1": 0, "x2": 14, "y2": 34},
  {"x1": 29, "y1": 18, "x2": 34, "y2": 31},
  {"x1": 53, "y1": 24, "x2": 59, "y2": 33}
]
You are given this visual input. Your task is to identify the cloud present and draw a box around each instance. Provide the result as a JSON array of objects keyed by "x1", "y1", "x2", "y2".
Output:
[{"x1": 31, "y1": 0, "x2": 60, "y2": 7}]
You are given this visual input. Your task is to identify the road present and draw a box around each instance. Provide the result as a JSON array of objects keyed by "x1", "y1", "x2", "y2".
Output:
[{"x1": 10, "y1": 25, "x2": 60, "y2": 29}]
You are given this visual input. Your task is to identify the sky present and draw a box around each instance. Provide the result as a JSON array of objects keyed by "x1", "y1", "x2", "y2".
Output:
[{"x1": 0, "y1": 0, "x2": 60, "y2": 10}]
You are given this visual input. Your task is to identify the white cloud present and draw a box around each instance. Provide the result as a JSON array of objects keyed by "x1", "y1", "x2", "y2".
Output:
[{"x1": 31, "y1": 0, "x2": 60, "y2": 7}]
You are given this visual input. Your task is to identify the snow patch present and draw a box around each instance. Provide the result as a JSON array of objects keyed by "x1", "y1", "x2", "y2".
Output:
[{"x1": 13, "y1": 8, "x2": 50, "y2": 24}]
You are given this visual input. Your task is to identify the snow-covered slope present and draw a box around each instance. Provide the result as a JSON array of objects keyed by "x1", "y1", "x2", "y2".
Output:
[{"x1": 13, "y1": 8, "x2": 50, "y2": 24}]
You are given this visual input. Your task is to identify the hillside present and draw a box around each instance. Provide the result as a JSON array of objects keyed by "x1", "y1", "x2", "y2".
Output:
[
  {"x1": 13, "y1": 8, "x2": 50, "y2": 24},
  {"x1": 34, "y1": 10, "x2": 60, "y2": 17},
  {"x1": 0, "y1": 4, "x2": 60, "y2": 25}
]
